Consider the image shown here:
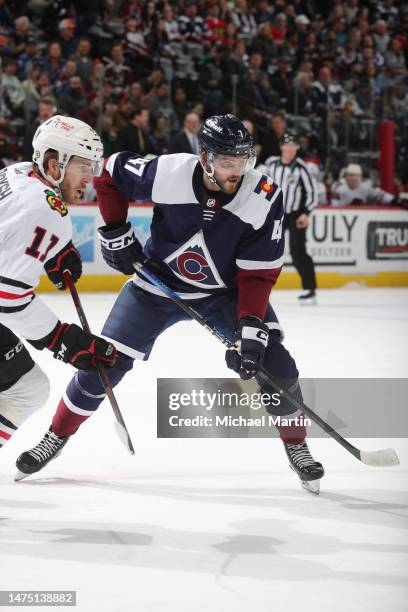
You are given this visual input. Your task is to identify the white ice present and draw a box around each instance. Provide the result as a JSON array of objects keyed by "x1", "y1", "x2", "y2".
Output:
[{"x1": 1, "y1": 287, "x2": 407, "y2": 612}]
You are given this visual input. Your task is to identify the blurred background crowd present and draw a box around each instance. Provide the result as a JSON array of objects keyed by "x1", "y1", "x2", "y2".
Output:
[{"x1": 0, "y1": 0, "x2": 407, "y2": 203}]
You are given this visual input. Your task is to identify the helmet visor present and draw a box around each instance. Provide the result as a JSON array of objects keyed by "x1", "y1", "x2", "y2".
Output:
[
  {"x1": 66, "y1": 158, "x2": 104, "y2": 178},
  {"x1": 208, "y1": 150, "x2": 256, "y2": 176}
]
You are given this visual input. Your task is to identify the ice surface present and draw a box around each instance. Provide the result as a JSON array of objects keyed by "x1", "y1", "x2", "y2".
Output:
[{"x1": 1, "y1": 287, "x2": 407, "y2": 612}]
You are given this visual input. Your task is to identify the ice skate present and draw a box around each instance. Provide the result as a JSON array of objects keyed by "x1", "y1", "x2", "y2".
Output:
[
  {"x1": 298, "y1": 290, "x2": 317, "y2": 305},
  {"x1": 15, "y1": 428, "x2": 69, "y2": 481},
  {"x1": 284, "y1": 440, "x2": 325, "y2": 495}
]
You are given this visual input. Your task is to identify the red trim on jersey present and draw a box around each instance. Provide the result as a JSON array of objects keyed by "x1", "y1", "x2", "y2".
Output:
[
  {"x1": 93, "y1": 162, "x2": 129, "y2": 224},
  {"x1": 28, "y1": 170, "x2": 54, "y2": 188},
  {"x1": 0, "y1": 430, "x2": 11, "y2": 441},
  {"x1": 237, "y1": 267, "x2": 282, "y2": 320},
  {"x1": 0, "y1": 289, "x2": 34, "y2": 300}
]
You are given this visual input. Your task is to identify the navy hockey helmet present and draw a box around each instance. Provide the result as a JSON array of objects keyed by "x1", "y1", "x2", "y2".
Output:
[
  {"x1": 199, "y1": 114, "x2": 254, "y2": 156},
  {"x1": 198, "y1": 115, "x2": 256, "y2": 183}
]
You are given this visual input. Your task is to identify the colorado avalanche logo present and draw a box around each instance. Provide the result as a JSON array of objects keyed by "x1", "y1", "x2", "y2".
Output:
[{"x1": 165, "y1": 231, "x2": 226, "y2": 289}]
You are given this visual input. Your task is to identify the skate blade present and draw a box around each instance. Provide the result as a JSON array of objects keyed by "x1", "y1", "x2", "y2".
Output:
[
  {"x1": 301, "y1": 479, "x2": 320, "y2": 495},
  {"x1": 14, "y1": 469, "x2": 30, "y2": 482},
  {"x1": 299, "y1": 298, "x2": 317, "y2": 306}
]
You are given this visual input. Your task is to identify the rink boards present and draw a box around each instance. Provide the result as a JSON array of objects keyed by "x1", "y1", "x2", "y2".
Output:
[{"x1": 37, "y1": 203, "x2": 408, "y2": 291}]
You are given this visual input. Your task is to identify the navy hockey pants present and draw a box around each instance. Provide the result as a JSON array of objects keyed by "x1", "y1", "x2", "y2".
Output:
[{"x1": 63, "y1": 281, "x2": 301, "y2": 419}]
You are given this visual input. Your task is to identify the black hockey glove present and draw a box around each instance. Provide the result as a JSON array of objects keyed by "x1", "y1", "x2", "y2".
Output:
[
  {"x1": 98, "y1": 222, "x2": 144, "y2": 275},
  {"x1": 225, "y1": 317, "x2": 269, "y2": 380},
  {"x1": 44, "y1": 241, "x2": 82, "y2": 290},
  {"x1": 29, "y1": 322, "x2": 117, "y2": 371}
]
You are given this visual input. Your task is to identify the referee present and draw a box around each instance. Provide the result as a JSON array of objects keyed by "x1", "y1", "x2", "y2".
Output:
[{"x1": 258, "y1": 132, "x2": 318, "y2": 304}]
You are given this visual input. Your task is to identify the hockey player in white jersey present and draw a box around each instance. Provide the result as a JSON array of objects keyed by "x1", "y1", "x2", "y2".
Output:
[
  {"x1": 0, "y1": 116, "x2": 116, "y2": 451},
  {"x1": 331, "y1": 164, "x2": 397, "y2": 206}
]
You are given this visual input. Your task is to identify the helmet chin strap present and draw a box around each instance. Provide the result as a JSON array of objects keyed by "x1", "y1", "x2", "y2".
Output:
[{"x1": 200, "y1": 158, "x2": 223, "y2": 190}]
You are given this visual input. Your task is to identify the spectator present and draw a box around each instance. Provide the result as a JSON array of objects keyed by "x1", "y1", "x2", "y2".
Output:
[
  {"x1": 71, "y1": 38, "x2": 94, "y2": 85},
  {"x1": 288, "y1": 72, "x2": 313, "y2": 116},
  {"x1": 23, "y1": 69, "x2": 52, "y2": 123},
  {"x1": 311, "y1": 66, "x2": 346, "y2": 118},
  {"x1": 77, "y1": 94, "x2": 102, "y2": 129},
  {"x1": 373, "y1": 20, "x2": 390, "y2": 54},
  {"x1": 173, "y1": 86, "x2": 190, "y2": 124},
  {"x1": 16, "y1": 36, "x2": 44, "y2": 81},
  {"x1": 231, "y1": 0, "x2": 257, "y2": 45},
  {"x1": 150, "y1": 115, "x2": 170, "y2": 155},
  {"x1": 271, "y1": 13, "x2": 288, "y2": 44},
  {"x1": 114, "y1": 107, "x2": 156, "y2": 155},
  {"x1": 254, "y1": 0, "x2": 274, "y2": 26},
  {"x1": 147, "y1": 81, "x2": 179, "y2": 133},
  {"x1": 204, "y1": 3, "x2": 226, "y2": 46},
  {"x1": 104, "y1": 43, "x2": 133, "y2": 99},
  {"x1": 385, "y1": 36, "x2": 406, "y2": 75},
  {"x1": 168, "y1": 112, "x2": 201, "y2": 154},
  {"x1": 12, "y1": 16, "x2": 34, "y2": 56},
  {"x1": 22, "y1": 96, "x2": 56, "y2": 161},
  {"x1": 43, "y1": 41, "x2": 64, "y2": 83},
  {"x1": 58, "y1": 75, "x2": 88, "y2": 115},
  {"x1": 53, "y1": 59, "x2": 78, "y2": 97},
  {"x1": 0, "y1": 116, "x2": 18, "y2": 168},
  {"x1": 251, "y1": 23, "x2": 277, "y2": 63},
  {"x1": 58, "y1": 19, "x2": 78, "y2": 59},
  {"x1": 259, "y1": 112, "x2": 286, "y2": 162},
  {"x1": 178, "y1": 0, "x2": 205, "y2": 59},
  {"x1": 2, "y1": 59, "x2": 26, "y2": 114},
  {"x1": 331, "y1": 164, "x2": 396, "y2": 206}
]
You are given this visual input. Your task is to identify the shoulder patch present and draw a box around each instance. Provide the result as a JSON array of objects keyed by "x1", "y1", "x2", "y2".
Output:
[
  {"x1": 254, "y1": 175, "x2": 275, "y2": 201},
  {"x1": 45, "y1": 189, "x2": 68, "y2": 217}
]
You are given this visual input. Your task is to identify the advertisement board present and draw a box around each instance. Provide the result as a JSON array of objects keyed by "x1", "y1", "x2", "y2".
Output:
[{"x1": 38, "y1": 204, "x2": 408, "y2": 291}]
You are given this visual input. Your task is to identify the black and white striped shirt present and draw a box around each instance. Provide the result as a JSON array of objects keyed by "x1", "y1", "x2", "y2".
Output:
[{"x1": 257, "y1": 156, "x2": 317, "y2": 214}]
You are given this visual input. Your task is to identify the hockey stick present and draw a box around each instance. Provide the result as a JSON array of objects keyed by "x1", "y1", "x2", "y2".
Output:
[
  {"x1": 63, "y1": 271, "x2": 135, "y2": 455},
  {"x1": 133, "y1": 262, "x2": 399, "y2": 467}
]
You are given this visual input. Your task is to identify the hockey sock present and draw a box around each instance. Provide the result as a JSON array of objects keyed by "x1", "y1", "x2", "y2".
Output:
[{"x1": 0, "y1": 413, "x2": 18, "y2": 447}]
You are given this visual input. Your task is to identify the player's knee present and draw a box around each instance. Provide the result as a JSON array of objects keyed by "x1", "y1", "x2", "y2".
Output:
[
  {"x1": 262, "y1": 378, "x2": 303, "y2": 417},
  {"x1": 257, "y1": 334, "x2": 300, "y2": 416},
  {"x1": 75, "y1": 352, "x2": 134, "y2": 397},
  {"x1": 263, "y1": 331, "x2": 299, "y2": 379}
]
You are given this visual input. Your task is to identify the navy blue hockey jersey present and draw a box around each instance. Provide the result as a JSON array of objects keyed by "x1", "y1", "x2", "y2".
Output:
[{"x1": 95, "y1": 152, "x2": 285, "y2": 319}]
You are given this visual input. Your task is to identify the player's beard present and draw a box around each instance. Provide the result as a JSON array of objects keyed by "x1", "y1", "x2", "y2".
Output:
[{"x1": 217, "y1": 175, "x2": 241, "y2": 194}]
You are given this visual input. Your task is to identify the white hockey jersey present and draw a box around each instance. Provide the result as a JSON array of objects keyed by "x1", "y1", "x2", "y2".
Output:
[
  {"x1": 331, "y1": 180, "x2": 394, "y2": 206},
  {"x1": 0, "y1": 163, "x2": 72, "y2": 340}
]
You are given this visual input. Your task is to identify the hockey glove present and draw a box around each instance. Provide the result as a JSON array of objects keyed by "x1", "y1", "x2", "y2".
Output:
[
  {"x1": 44, "y1": 241, "x2": 82, "y2": 290},
  {"x1": 225, "y1": 317, "x2": 269, "y2": 380},
  {"x1": 98, "y1": 222, "x2": 144, "y2": 275},
  {"x1": 29, "y1": 322, "x2": 117, "y2": 371}
]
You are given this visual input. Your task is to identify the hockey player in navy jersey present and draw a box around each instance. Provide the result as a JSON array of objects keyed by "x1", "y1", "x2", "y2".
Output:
[{"x1": 16, "y1": 115, "x2": 324, "y2": 493}]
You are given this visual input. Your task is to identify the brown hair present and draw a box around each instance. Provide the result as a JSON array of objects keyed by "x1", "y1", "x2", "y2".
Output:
[{"x1": 32, "y1": 148, "x2": 58, "y2": 174}]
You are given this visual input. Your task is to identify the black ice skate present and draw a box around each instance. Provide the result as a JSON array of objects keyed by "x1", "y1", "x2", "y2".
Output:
[
  {"x1": 15, "y1": 428, "x2": 69, "y2": 481},
  {"x1": 298, "y1": 290, "x2": 317, "y2": 305},
  {"x1": 284, "y1": 440, "x2": 325, "y2": 495}
]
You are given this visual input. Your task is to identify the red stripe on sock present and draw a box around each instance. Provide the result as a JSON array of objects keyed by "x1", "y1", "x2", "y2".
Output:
[{"x1": 0, "y1": 430, "x2": 11, "y2": 440}]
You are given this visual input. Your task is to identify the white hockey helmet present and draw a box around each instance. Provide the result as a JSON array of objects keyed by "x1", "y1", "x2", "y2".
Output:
[{"x1": 32, "y1": 115, "x2": 104, "y2": 186}]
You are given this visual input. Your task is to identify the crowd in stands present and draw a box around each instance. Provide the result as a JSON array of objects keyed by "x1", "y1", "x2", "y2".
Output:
[{"x1": 0, "y1": 0, "x2": 407, "y2": 202}]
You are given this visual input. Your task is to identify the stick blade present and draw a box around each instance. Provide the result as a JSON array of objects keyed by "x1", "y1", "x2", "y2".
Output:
[
  {"x1": 360, "y1": 448, "x2": 400, "y2": 467},
  {"x1": 114, "y1": 421, "x2": 135, "y2": 455}
]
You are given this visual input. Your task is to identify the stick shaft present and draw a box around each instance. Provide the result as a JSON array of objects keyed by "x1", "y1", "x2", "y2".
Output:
[
  {"x1": 63, "y1": 272, "x2": 135, "y2": 454},
  {"x1": 134, "y1": 263, "x2": 362, "y2": 460}
]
